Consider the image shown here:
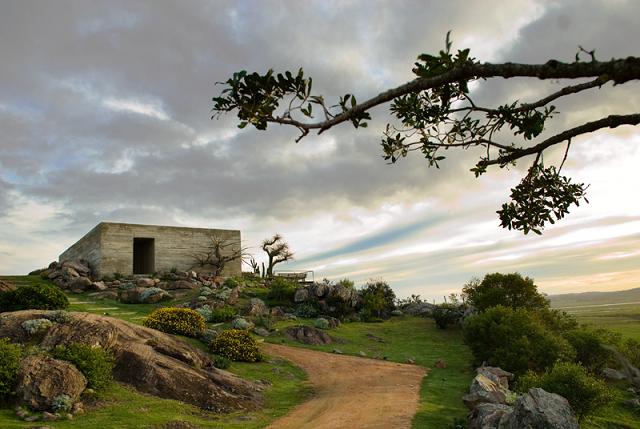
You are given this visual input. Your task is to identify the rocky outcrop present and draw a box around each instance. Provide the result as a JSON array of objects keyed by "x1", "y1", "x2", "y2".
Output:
[
  {"x1": 0, "y1": 310, "x2": 263, "y2": 412},
  {"x1": 293, "y1": 282, "x2": 360, "y2": 313},
  {"x1": 119, "y1": 287, "x2": 171, "y2": 304},
  {"x1": 465, "y1": 366, "x2": 579, "y2": 429},
  {"x1": 244, "y1": 298, "x2": 268, "y2": 317},
  {"x1": 16, "y1": 355, "x2": 87, "y2": 411},
  {"x1": 285, "y1": 325, "x2": 334, "y2": 345}
]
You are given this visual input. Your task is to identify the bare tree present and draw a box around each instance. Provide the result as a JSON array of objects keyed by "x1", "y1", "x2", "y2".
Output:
[
  {"x1": 261, "y1": 234, "x2": 294, "y2": 277},
  {"x1": 191, "y1": 234, "x2": 248, "y2": 277},
  {"x1": 212, "y1": 33, "x2": 640, "y2": 235}
]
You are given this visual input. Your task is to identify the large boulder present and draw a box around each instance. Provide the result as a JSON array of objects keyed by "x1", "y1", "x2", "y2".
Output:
[
  {"x1": 68, "y1": 276, "x2": 92, "y2": 292},
  {"x1": 311, "y1": 282, "x2": 329, "y2": 298},
  {"x1": 462, "y1": 373, "x2": 509, "y2": 409},
  {"x1": 245, "y1": 298, "x2": 268, "y2": 317},
  {"x1": 119, "y1": 287, "x2": 170, "y2": 304},
  {"x1": 118, "y1": 287, "x2": 146, "y2": 303},
  {"x1": 468, "y1": 403, "x2": 512, "y2": 429},
  {"x1": 294, "y1": 288, "x2": 309, "y2": 303},
  {"x1": 500, "y1": 388, "x2": 579, "y2": 429},
  {"x1": 0, "y1": 310, "x2": 262, "y2": 412},
  {"x1": 60, "y1": 260, "x2": 91, "y2": 277},
  {"x1": 136, "y1": 277, "x2": 156, "y2": 288},
  {"x1": 16, "y1": 355, "x2": 87, "y2": 411},
  {"x1": 285, "y1": 325, "x2": 333, "y2": 345},
  {"x1": 402, "y1": 301, "x2": 436, "y2": 316}
]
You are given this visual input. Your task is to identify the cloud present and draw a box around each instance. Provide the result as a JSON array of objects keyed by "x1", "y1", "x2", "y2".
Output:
[{"x1": 0, "y1": 0, "x2": 639, "y2": 300}]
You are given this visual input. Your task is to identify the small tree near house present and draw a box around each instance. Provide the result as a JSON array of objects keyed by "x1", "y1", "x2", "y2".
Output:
[
  {"x1": 261, "y1": 234, "x2": 294, "y2": 277},
  {"x1": 191, "y1": 234, "x2": 247, "y2": 276}
]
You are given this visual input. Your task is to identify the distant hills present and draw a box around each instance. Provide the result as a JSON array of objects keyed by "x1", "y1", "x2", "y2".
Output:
[{"x1": 549, "y1": 287, "x2": 640, "y2": 309}]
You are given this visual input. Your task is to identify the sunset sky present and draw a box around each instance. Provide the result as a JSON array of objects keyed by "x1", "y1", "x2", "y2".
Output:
[{"x1": 1, "y1": 0, "x2": 639, "y2": 300}]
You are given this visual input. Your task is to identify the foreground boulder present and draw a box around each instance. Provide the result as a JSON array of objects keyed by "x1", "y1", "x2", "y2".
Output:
[
  {"x1": 16, "y1": 355, "x2": 87, "y2": 411},
  {"x1": 465, "y1": 366, "x2": 579, "y2": 429},
  {"x1": 285, "y1": 325, "x2": 333, "y2": 345},
  {"x1": 500, "y1": 388, "x2": 579, "y2": 429},
  {"x1": 0, "y1": 310, "x2": 262, "y2": 412}
]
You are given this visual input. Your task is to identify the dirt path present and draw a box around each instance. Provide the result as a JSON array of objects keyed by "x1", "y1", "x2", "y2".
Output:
[{"x1": 263, "y1": 343, "x2": 427, "y2": 429}]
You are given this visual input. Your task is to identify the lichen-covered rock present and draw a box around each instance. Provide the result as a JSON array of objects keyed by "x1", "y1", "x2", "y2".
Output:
[
  {"x1": 285, "y1": 325, "x2": 333, "y2": 345},
  {"x1": 136, "y1": 278, "x2": 156, "y2": 288},
  {"x1": 118, "y1": 287, "x2": 145, "y2": 303},
  {"x1": 468, "y1": 403, "x2": 512, "y2": 429},
  {"x1": 462, "y1": 373, "x2": 509, "y2": 409},
  {"x1": 1, "y1": 310, "x2": 263, "y2": 412},
  {"x1": 68, "y1": 276, "x2": 92, "y2": 291},
  {"x1": 16, "y1": 355, "x2": 87, "y2": 411},
  {"x1": 245, "y1": 298, "x2": 268, "y2": 317},
  {"x1": 294, "y1": 288, "x2": 309, "y2": 303},
  {"x1": 500, "y1": 388, "x2": 579, "y2": 429},
  {"x1": 231, "y1": 317, "x2": 253, "y2": 330},
  {"x1": 139, "y1": 287, "x2": 171, "y2": 303}
]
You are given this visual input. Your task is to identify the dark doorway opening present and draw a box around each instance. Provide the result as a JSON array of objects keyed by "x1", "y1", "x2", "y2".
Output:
[{"x1": 133, "y1": 237, "x2": 155, "y2": 274}]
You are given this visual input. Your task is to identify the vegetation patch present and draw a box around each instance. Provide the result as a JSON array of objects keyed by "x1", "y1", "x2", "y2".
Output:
[
  {"x1": 143, "y1": 307, "x2": 206, "y2": 337},
  {"x1": 0, "y1": 282, "x2": 69, "y2": 312},
  {"x1": 52, "y1": 343, "x2": 115, "y2": 390},
  {"x1": 210, "y1": 329, "x2": 263, "y2": 362},
  {"x1": 0, "y1": 339, "x2": 22, "y2": 400}
]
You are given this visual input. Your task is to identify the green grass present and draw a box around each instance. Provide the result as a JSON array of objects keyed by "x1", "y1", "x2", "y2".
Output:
[
  {"x1": 559, "y1": 302, "x2": 640, "y2": 341},
  {"x1": 0, "y1": 357, "x2": 309, "y2": 429},
  {"x1": 265, "y1": 315, "x2": 473, "y2": 428}
]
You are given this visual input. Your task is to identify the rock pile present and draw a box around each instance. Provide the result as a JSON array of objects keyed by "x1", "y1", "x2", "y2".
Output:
[
  {"x1": 464, "y1": 366, "x2": 579, "y2": 429},
  {"x1": 293, "y1": 282, "x2": 360, "y2": 313}
]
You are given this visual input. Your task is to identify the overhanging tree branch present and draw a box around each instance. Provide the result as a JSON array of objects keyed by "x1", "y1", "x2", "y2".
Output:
[{"x1": 212, "y1": 34, "x2": 640, "y2": 234}]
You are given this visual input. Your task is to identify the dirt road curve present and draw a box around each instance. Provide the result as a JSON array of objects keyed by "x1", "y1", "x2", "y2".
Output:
[{"x1": 263, "y1": 343, "x2": 427, "y2": 429}]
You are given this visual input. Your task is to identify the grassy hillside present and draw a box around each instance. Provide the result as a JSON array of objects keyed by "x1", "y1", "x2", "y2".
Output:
[{"x1": 550, "y1": 288, "x2": 640, "y2": 341}]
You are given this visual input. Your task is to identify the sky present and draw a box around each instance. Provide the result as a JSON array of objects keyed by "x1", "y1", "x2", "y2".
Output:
[{"x1": 1, "y1": 0, "x2": 639, "y2": 300}]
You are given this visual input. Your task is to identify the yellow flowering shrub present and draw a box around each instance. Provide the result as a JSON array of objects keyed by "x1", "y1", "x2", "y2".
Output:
[
  {"x1": 143, "y1": 307, "x2": 205, "y2": 337},
  {"x1": 209, "y1": 329, "x2": 262, "y2": 362}
]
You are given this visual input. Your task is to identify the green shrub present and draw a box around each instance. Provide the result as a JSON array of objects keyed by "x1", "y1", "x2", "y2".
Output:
[
  {"x1": 223, "y1": 277, "x2": 241, "y2": 288},
  {"x1": 314, "y1": 318, "x2": 330, "y2": 329},
  {"x1": 359, "y1": 280, "x2": 396, "y2": 318},
  {"x1": 432, "y1": 303, "x2": 465, "y2": 329},
  {"x1": 47, "y1": 310, "x2": 73, "y2": 324},
  {"x1": 463, "y1": 306, "x2": 575, "y2": 376},
  {"x1": 0, "y1": 283, "x2": 68, "y2": 312},
  {"x1": 211, "y1": 354, "x2": 231, "y2": 369},
  {"x1": 210, "y1": 306, "x2": 238, "y2": 323},
  {"x1": 564, "y1": 327, "x2": 618, "y2": 372},
  {"x1": 516, "y1": 362, "x2": 612, "y2": 420},
  {"x1": 267, "y1": 277, "x2": 297, "y2": 303},
  {"x1": 462, "y1": 273, "x2": 549, "y2": 312},
  {"x1": 0, "y1": 339, "x2": 22, "y2": 399},
  {"x1": 209, "y1": 329, "x2": 262, "y2": 362},
  {"x1": 21, "y1": 318, "x2": 54, "y2": 335},
  {"x1": 143, "y1": 307, "x2": 206, "y2": 337},
  {"x1": 295, "y1": 303, "x2": 319, "y2": 318},
  {"x1": 620, "y1": 338, "x2": 640, "y2": 368},
  {"x1": 337, "y1": 278, "x2": 354, "y2": 289},
  {"x1": 536, "y1": 308, "x2": 579, "y2": 333},
  {"x1": 51, "y1": 394, "x2": 73, "y2": 412},
  {"x1": 52, "y1": 343, "x2": 114, "y2": 390}
]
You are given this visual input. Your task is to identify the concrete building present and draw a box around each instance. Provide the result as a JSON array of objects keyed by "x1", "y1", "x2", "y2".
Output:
[{"x1": 59, "y1": 222, "x2": 242, "y2": 278}]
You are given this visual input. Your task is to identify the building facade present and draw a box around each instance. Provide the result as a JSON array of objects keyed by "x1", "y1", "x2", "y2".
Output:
[{"x1": 59, "y1": 222, "x2": 242, "y2": 278}]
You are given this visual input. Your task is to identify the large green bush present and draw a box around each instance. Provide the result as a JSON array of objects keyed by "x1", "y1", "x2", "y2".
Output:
[
  {"x1": 143, "y1": 307, "x2": 206, "y2": 337},
  {"x1": 360, "y1": 280, "x2": 396, "y2": 318},
  {"x1": 0, "y1": 283, "x2": 69, "y2": 312},
  {"x1": 462, "y1": 273, "x2": 549, "y2": 312},
  {"x1": 267, "y1": 277, "x2": 297, "y2": 303},
  {"x1": 432, "y1": 303, "x2": 465, "y2": 329},
  {"x1": 52, "y1": 343, "x2": 115, "y2": 390},
  {"x1": 209, "y1": 329, "x2": 262, "y2": 362},
  {"x1": 0, "y1": 339, "x2": 22, "y2": 400},
  {"x1": 463, "y1": 305, "x2": 575, "y2": 376},
  {"x1": 564, "y1": 327, "x2": 618, "y2": 372},
  {"x1": 516, "y1": 362, "x2": 612, "y2": 421}
]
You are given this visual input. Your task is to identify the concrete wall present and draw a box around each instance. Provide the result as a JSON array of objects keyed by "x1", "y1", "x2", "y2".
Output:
[
  {"x1": 59, "y1": 223, "x2": 102, "y2": 275},
  {"x1": 59, "y1": 222, "x2": 242, "y2": 278}
]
